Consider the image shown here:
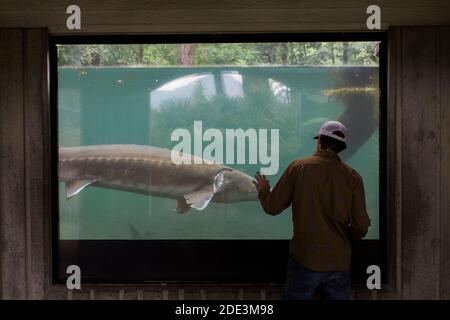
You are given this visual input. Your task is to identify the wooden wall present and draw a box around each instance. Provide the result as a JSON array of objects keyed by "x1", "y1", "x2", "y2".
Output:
[
  {"x1": 1, "y1": 26, "x2": 450, "y2": 299},
  {"x1": 0, "y1": 0, "x2": 449, "y2": 34},
  {"x1": 0, "y1": 29, "x2": 53, "y2": 299},
  {"x1": 0, "y1": 29, "x2": 50, "y2": 299},
  {"x1": 388, "y1": 27, "x2": 450, "y2": 299}
]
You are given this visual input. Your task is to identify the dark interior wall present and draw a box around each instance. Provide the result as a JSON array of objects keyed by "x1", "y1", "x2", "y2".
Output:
[{"x1": 0, "y1": 26, "x2": 449, "y2": 299}]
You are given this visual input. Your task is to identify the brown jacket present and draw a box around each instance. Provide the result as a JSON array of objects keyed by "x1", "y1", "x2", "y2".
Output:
[{"x1": 258, "y1": 149, "x2": 371, "y2": 272}]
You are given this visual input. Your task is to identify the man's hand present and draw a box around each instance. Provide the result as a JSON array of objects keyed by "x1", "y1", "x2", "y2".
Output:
[{"x1": 253, "y1": 172, "x2": 270, "y2": 194}]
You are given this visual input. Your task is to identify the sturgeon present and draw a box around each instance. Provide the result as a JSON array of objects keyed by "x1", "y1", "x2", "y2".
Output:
[{"x1": 59, "y1": 144, "x2": 258, "y2": 213}]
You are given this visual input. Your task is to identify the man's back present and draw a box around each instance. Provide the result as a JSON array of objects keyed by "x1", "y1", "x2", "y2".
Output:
[{"x1": 258, "y1": 149, "x2": 371, "y2": 272}]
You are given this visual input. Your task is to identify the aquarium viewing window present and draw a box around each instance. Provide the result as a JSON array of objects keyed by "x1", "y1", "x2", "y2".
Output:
[{"x1": 50, "y1": 34, "x2": 387, "y2": 284}]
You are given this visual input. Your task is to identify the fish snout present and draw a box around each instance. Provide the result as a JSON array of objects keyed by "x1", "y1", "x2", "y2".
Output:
[
  {"x1": 235, "y1": 176, "x2": 259, "y2": 201},
  {"x1": 244, "y1": 183, "x2": 259, "y2": 201},
  {"x1": 212, "y1": 170, "x2": 259, "y2": 203}
]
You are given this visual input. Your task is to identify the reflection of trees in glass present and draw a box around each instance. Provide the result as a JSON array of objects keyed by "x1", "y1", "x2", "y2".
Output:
[
  {"x1": 147, "y1": 66, "x2": 379, "y2": 164},
  {"x1": 58, "y1": 42, "x2": 379, "y2": 67},
  {"x1": 149, "y1": 83, "x2": 303, "y2": 175}
]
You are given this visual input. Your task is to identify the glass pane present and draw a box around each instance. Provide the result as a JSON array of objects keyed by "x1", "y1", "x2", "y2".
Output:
[{"x1": 58, "y1": 42, "x2": 380, "y2": 240}]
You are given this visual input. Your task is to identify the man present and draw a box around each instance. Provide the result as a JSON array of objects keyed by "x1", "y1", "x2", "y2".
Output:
[{"x1": 253, "y1": 120, "x2": 371, "y2": 300}]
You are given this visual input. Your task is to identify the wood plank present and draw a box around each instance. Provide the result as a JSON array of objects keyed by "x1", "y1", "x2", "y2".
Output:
[
  {"x1": 439, "y1": 26, "x2": 450, "y2": 300},
  {"x1": 206, "y1": 287, "x2": 239, "y2": 300},
  {"x1": 386, "y1": 27, "x2": 403, "y2": 299},
  {"x1": 68, "y1": 290, "x2": 90, "y2": 300},
  {"x1": 3, "y1": 0, "x2": 450, "y2": 11},
  {"x1": 97, "y1": 290, "x2": 120, "y2": 300},
  {"x1": 0, "y1": 0, "x2": 450, "y2": 33},
  {"x1": 121, "y1": 289, "x2": 138, "y2": 300},
  {"x1": 23, "y1": 28, "x2": 49, "y2": 299},
  {"x1": 46, "y1": 23, "x2": 373, "y2": 35},
  {"x1": 0, "y1": 9, "x2": 384, "y2": 25},
  {"x1": 0, "y1": 9, "x2": 446, "y2": 29},
  {"x1": 0, "y1": 29, "x2": 27, "y2": 299},
  {"x1": 353, "y1": 287, "x2": 377, "y2": 300},
  {"x1": 400, "y1": 27, "x2": 440, "y2": 299},
  {"x1": 143, "y1": 288, "x2": 163, "y2": 300},
  {"x1": 182, "y1": 288, "x2": 202, "y2": 300}
]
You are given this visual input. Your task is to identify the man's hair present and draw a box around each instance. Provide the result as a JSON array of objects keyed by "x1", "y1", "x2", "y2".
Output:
[{"x1": 318, "y1": 132, "x2": 346, "y2": 154}]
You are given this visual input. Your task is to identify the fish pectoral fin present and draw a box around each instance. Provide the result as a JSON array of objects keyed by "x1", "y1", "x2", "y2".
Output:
[
  {"x1": 65, "y1": 179, "x2": 95, "y2": 199},
  {"x1": 176, "y1": 198, "x2": 191, "y2": 214},
  {"x1": 184, "y1": 169, "x2": 230, "y2": 211},
  {"x1": 184, "y1": 185, "x2": 214, "y2": 211}
]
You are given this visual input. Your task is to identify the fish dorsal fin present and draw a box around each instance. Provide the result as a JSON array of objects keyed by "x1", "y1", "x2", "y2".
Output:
[
  {"x1": 66, "y1": 179, "x2": 95, "y2": 199},
  {"x1": 184, "y1": 169, "x2": 231, "y2": 211}
]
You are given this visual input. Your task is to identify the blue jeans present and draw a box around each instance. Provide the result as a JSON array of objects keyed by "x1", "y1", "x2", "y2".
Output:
[{"x1": 283, "y1": 257, "x2": 351, "y2": 300}]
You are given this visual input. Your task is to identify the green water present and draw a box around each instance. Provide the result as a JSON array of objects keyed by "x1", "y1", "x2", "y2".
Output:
[{"x1": 58, "y1": 66, "x2": 379, "y2": 240}]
